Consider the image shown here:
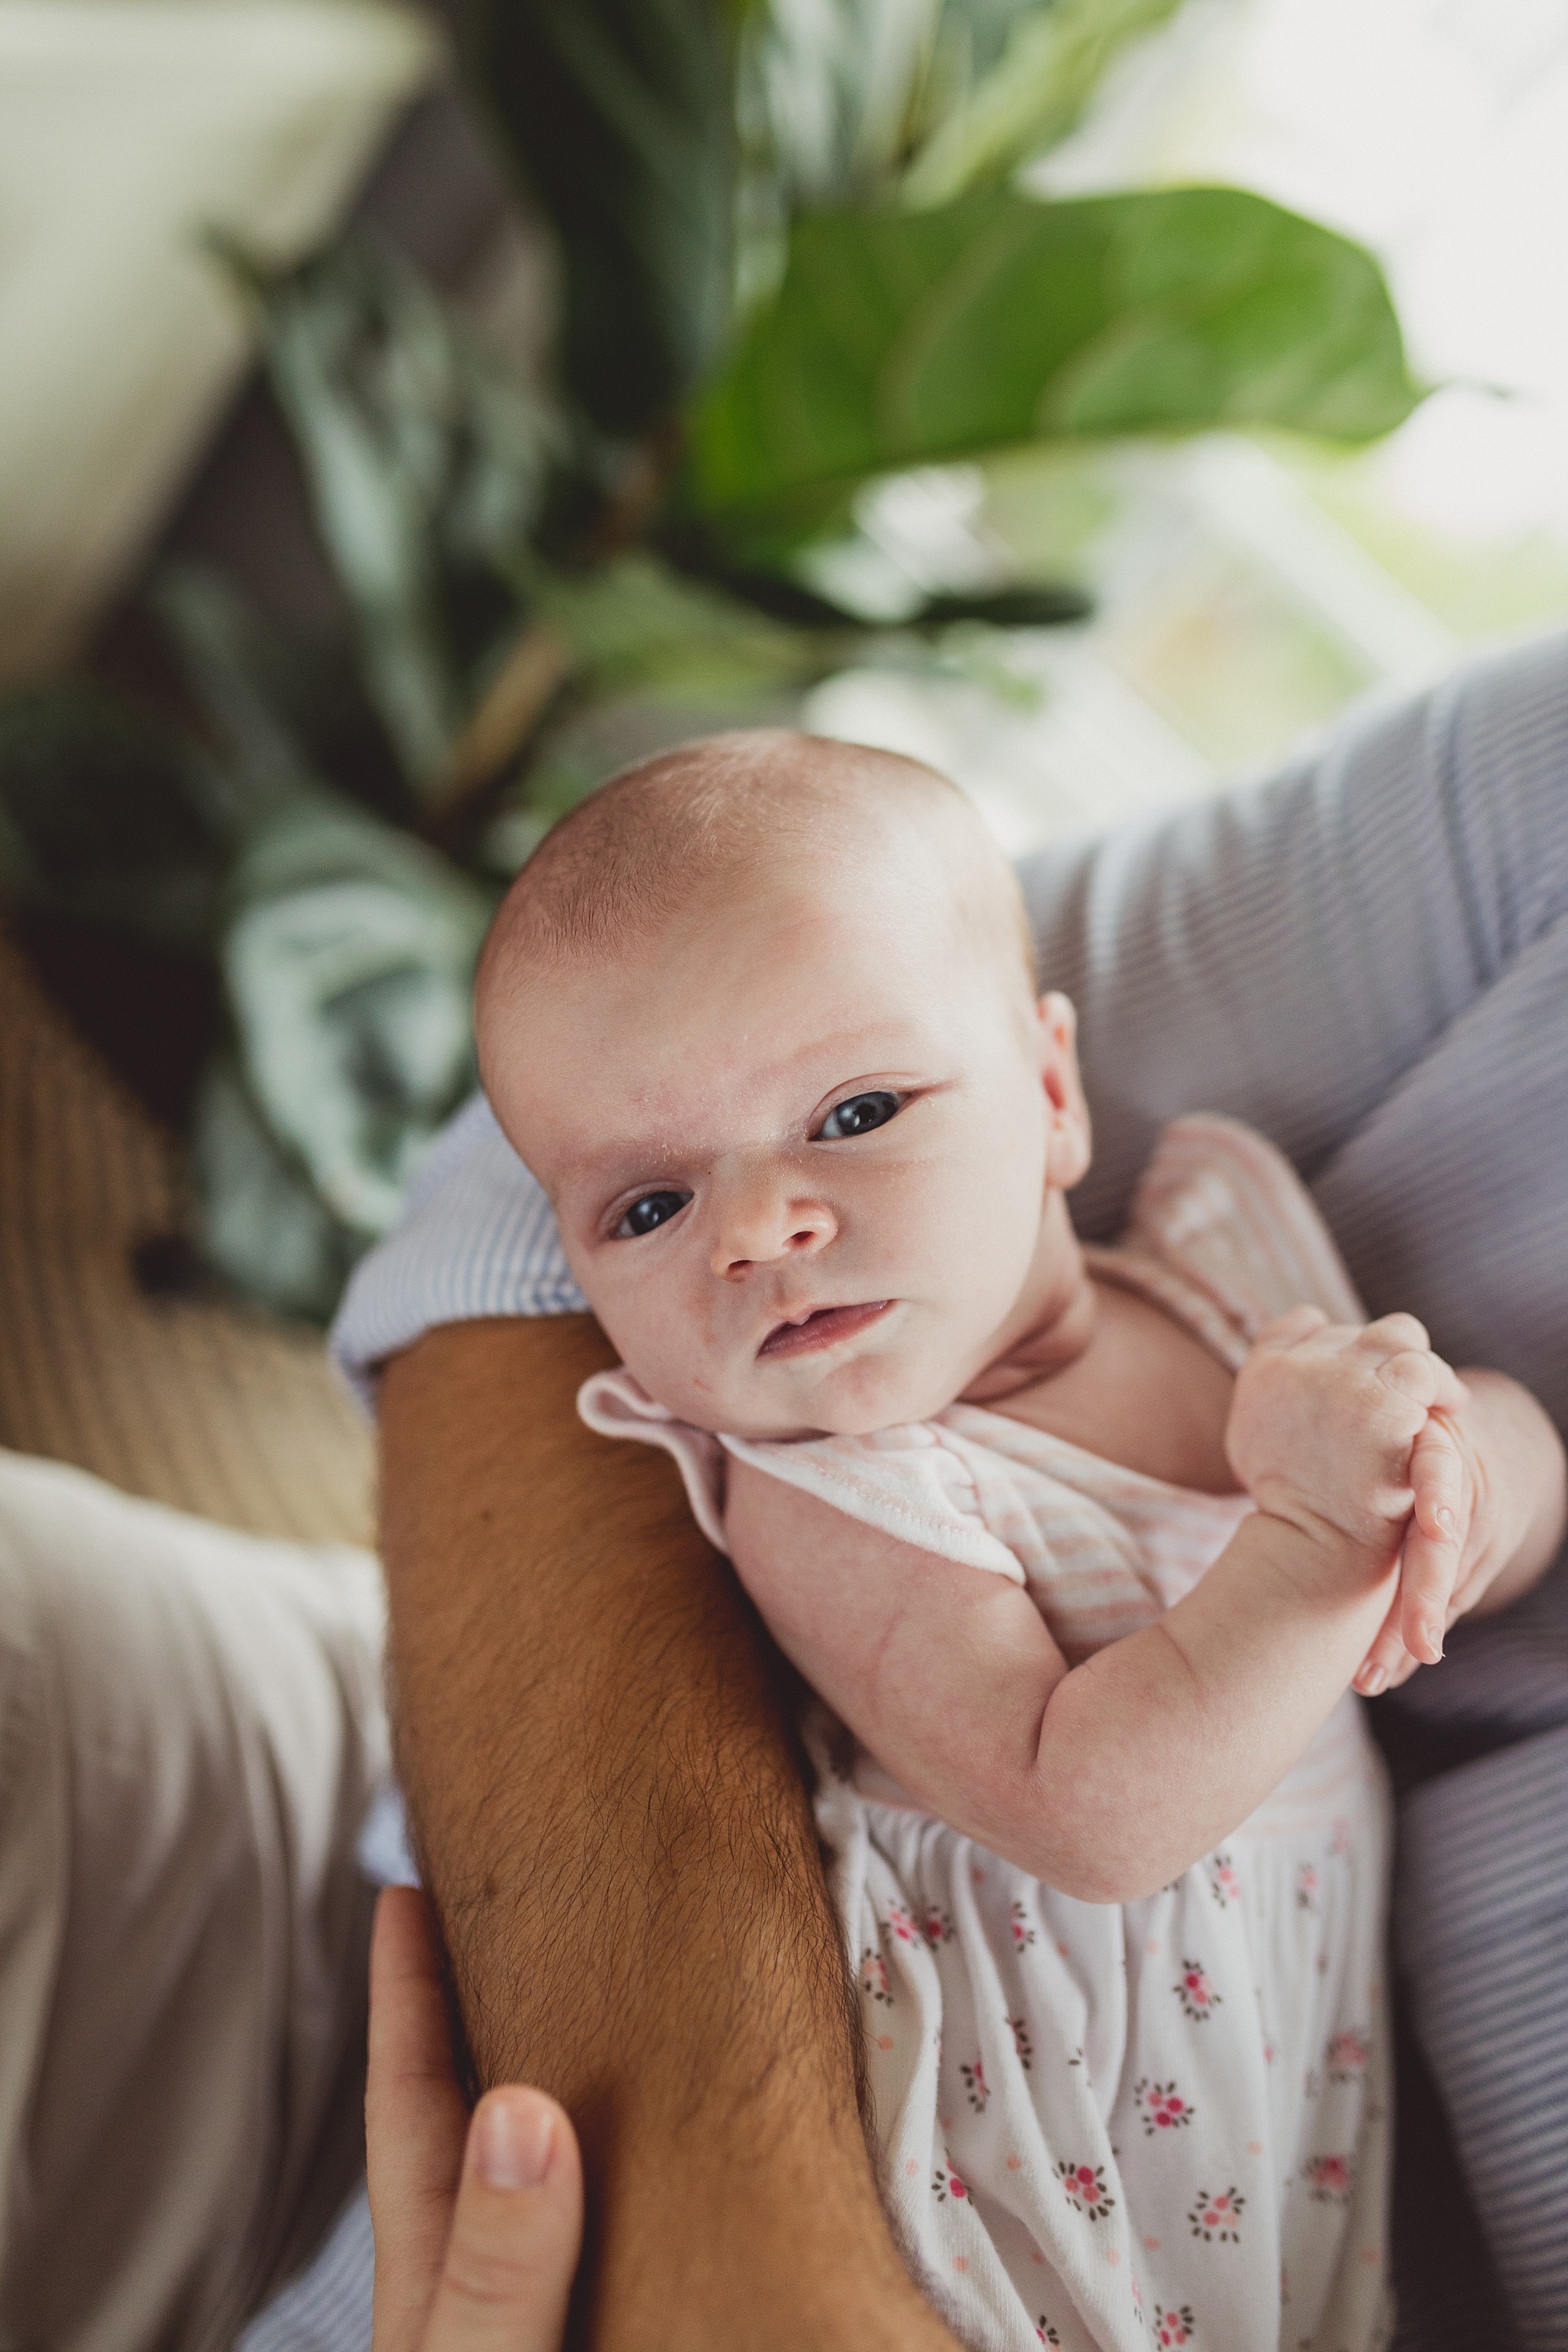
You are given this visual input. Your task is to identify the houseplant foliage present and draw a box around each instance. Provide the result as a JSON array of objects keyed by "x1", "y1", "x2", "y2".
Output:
[{"x1": 0, "y1": 0, "x2": 1423, "y2": 1321}]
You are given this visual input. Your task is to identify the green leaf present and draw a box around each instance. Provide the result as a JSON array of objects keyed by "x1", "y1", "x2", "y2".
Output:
[
  {"x1": 514, "y1": 549, "x2": 836, "y2": 695},
  {"x1": 153, "y1": 562, "x2": 495, "y2": 1294},
  {"x1": 192, "y1": 1056, "x2": 367, "y2": 1324},
  {"x1": 219, "y1": 800, "x2": 491, "y2": 1247},
  {"x1": 686, "y1": 186, "x2": 1422, "y2": 524},
  {"x1": 214, "y1": 235, "x2": 556, "y2": 796},
  {"x1": 901, "y1": 0, "x2": 1188, "y2": 207},
  {"x1": 731, "y1": 1, "x2": 1057, "y2": 311},
  {"x1": 458, "y1": 0, "x2": 740, "y2": 436}
]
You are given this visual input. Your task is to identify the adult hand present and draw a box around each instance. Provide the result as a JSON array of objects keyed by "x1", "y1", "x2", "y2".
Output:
[
  {"x1": 367, "y1": 1886, "x2": 584, "y2": 2352},
  {"x1": 1354, "y1": 1364, "x2": 1568, "y2": 1696}
]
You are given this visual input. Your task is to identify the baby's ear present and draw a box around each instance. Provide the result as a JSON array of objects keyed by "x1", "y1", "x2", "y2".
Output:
[{"x1": 1037, "y1": 991, "x2": 1092, "y2": 1188}]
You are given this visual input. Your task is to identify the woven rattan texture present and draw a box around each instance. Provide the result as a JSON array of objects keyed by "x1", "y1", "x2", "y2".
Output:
[{"x1": 0, "y1": 931, "x2": 373, "y2": 1544}]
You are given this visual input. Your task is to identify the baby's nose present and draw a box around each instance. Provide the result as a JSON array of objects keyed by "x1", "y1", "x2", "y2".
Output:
[{"x1": 712, "y1": 1186, "x2": 836, "y2": 1278}]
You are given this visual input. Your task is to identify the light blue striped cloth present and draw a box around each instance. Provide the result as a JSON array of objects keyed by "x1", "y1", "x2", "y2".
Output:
[{"x1": 299, "y1": 628, "x2": 1568, "y2": 2351}]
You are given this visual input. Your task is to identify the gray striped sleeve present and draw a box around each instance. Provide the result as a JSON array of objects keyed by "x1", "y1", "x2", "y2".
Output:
[
  {"x1": 330, "y1": 1094, "x2": 585, "y2": 1408},
  {"x1": 1397, "y1": 1724, "x2": 1568, "y2": 2347},
  {"x1": 235, "y1": 2186, "x2": 372, "y2": 2352}
]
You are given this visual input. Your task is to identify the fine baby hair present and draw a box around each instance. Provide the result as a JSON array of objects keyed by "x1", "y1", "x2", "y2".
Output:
[{"x1": 475, "y1": 727, "x2": 1037, "y2": 1012}]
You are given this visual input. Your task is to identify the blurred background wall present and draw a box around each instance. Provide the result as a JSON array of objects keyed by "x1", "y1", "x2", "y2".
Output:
[{"x1": 0, "y1": 0, "x2": 438, "y2": 678}]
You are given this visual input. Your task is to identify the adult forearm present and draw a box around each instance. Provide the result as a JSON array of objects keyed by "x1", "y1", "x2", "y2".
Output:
[{"x1": 378, "y1": 1316, "x2": 960, "y2": 2352}]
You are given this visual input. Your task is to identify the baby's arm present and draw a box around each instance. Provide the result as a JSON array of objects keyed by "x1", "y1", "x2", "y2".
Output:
[{"x1": 725, "y1": 1313, "x2": 1454, "y2": 1902}]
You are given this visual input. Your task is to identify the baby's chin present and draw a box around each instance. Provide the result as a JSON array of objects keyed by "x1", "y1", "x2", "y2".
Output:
[{"x1": 641, "y1": 1354, "x2": 970, "y2": 1444}]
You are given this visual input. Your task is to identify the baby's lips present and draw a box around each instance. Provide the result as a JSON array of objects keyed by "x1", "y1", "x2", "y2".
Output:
[{"x1": 757, "y1": 1300, "x2": 894, "y2": 1359}]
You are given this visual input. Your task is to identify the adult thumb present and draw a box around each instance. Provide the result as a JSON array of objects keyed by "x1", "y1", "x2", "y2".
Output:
[{"x1": 422, "y1": 2087, "x2": 583, "y2": 2352}]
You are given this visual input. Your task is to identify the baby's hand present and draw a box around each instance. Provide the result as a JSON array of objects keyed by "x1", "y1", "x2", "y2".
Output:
[{"x1": 1226, "y1": 1308, "x2": 1468, "y2": 1625}]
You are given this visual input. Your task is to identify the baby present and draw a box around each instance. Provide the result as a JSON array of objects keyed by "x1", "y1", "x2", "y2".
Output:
[{"x1": 475, "y1": 733, "x2": 1565, "y2": 2352}]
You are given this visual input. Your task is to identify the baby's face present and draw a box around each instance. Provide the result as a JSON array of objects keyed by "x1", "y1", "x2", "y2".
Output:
[{"x1": 487, "y1": 868, "x2": 1089, "y2": 1440}]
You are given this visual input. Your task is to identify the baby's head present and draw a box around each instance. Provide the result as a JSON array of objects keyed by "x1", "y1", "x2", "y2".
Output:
[{"x1": 476, "y1": 730, "x2": 1091, "y2": 1440}]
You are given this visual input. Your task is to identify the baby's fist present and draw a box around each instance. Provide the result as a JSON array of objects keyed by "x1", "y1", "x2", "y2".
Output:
[{"x1": 1227, "y1": 1308, "x2": 1467, "y2": 1589}]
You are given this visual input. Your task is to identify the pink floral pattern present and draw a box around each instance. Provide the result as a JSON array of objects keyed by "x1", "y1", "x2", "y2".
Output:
[
  {"x1": 1325, "y1": 2028, "x2": 1370, "y2": 2083},
  {"x1": 932, "y1": 2159, "x2": 969, "y2": 2204},
  {"x1": 1134, "y1": 2078, "x2": 1195, "y2": 2136},
  {"x1": 1188, "y1": 2186, "x2": 1244, "y2": 2243},
  {"x1": 1011, "y1": 1900, "x2": 1037, "y2": 1950},
  {"x1": 1296, "y1": 1863, "x2": 1320, "y2": 1915},
  {"x1": 1008, "y1": 2012, "x2": 1035, "y2": 2071},
  {"x1": 1208, "y1": 1853, "x2": 1240, "y2": 1909},
  {"x1": 1153, "y1": 2304, "x2": 1197, "y2": 2346},
  {"x1": 1058, "y1": 2159, "x2": 1116, "y2": 2222},
  {"x1": 923, "y1": 1904, "x2": 956, "y2": 1948},
  {"x1": 1035, "y1": 2321, "x2": 1061, "y2": 2346},
  {"x1": 886, "y1": 1902, "x2": 918, "y2": 1945},
  {"x1": 860, "y1": 1947, "x2": 892, "y2": 2006},
  {"x1": 961, "y1": 2057, "x2": 989, "y2": 2113},
  {"x1": 1174, "y1": 1960, "x2": 1222, "y2": 2022},
  {"x1": 1305, "y1": 2152, "x2": 1354, "y2": 2205}
]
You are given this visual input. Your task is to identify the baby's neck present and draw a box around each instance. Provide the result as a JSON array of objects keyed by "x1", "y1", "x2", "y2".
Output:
[
  {"x1": 962, "y1": 1190, "x2": 1098, "y2": 1403},
  {"x1": 963, "y1": 1231, "x2": 1241, "y2": 1495}
]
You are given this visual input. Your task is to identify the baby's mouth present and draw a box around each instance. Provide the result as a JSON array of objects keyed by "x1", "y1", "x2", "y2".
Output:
[{"x1": 757, "y1": 1301, "x2": 893, "y2": 1359}]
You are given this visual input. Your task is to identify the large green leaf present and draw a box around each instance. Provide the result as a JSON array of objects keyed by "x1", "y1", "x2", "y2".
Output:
[
  {"x1": 686, "y1": 186, "x2": 1422, "y2": 524},
  {"x1": 458, "y1": 0, "x2": 740, "y2": 436}
]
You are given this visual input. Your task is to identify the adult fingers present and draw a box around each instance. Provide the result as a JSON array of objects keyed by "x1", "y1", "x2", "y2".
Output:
[
  {"x1": 1410, "y1": 1411, "x2": 1470, "y2": 1548},
  {"x1": 421, "y1": 2088, "x2": 584, "y2": 2352},
  {"x1": 368, "y1": 1888, "x2": 471, "y2": 2352},
  {"x1": 1353, "y1": 1589, "x2": 1417, "y2": 1698},
  {"x1": 1399, "y1": 1419, "x2": 1469, "y2": 1663}
]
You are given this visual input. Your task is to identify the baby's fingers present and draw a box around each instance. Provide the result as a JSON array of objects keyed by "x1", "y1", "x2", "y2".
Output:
[
  {"x1": 1377, "y1": 1350, "x2": 1467, "y2": 1417},
  {"x1": 1399, "y1": 1419, "x2": 1467, "y2": 1663},
  {"x1": 1354, "y1": 1315, "x2": 1467, "y2": 1414}
]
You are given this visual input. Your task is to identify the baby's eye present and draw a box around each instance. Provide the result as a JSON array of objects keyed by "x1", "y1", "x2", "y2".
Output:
[
  {"x1": 614, "y1": 1190, "x2": 690, "y2": 1239},
  {"x1": 817, "y1": 1090, "x2": 903, "y2": 1141}
]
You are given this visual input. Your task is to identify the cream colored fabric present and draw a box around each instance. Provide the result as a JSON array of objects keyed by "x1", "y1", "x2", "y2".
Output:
[
  {"x1": 0, "y1": 0, "x2": 436, "y2": 681},
  {"x1": 0, "y1": 1447, "x2": 387, "y2": 2352}
]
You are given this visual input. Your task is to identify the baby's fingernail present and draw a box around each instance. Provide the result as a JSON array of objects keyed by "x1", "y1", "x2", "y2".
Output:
[
  {"x1": 472, "y1": 2092, "x2": 554, "y2": 2190},
  {"x1": 1435, "y1": 1507, "x2": 1456, "y2": 1534},
  {"x1": 1423, "y1": 1623, "x2": 1444, "y2": 1661},
  {"x1": 1359, "y1": 1666, "x2": 1388, "y2": 1696}
]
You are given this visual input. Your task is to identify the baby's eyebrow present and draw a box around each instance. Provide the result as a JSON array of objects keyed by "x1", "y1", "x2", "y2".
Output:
[
  {"x1": 551, "y1": 1023, "x2": 942, "y2": 1188},
  {"x1": 553, "y1": 1127, "x2": 704, "y2": 1204}
]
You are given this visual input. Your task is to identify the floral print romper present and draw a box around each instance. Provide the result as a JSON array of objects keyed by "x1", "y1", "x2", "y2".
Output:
[{"x1": 582, "y1": 1118, "x2": 1394, "y2": 2352}]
